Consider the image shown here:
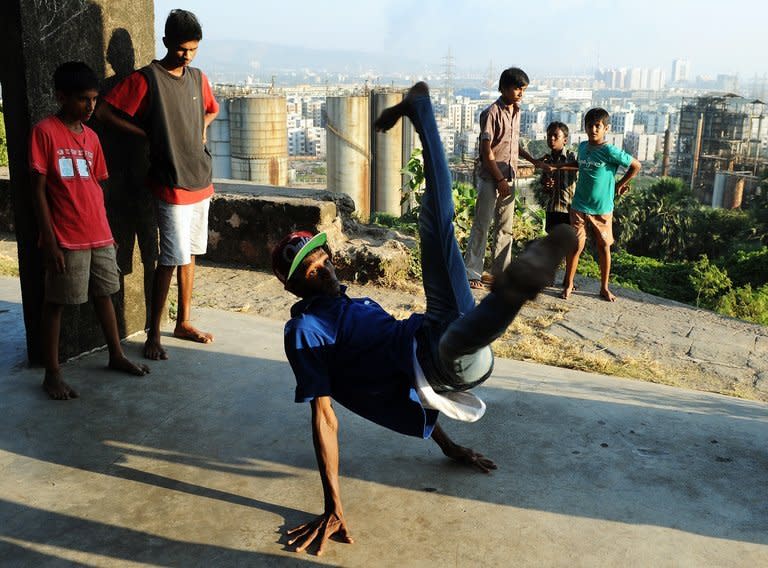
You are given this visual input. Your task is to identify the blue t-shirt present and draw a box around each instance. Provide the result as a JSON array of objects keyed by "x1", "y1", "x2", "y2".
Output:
[
  {"x1": 284, "y1": 287, "x2": 438, "y2": 439},
  {"x1": 571, "y1": 141, "x2": 633, "y2": 215}
]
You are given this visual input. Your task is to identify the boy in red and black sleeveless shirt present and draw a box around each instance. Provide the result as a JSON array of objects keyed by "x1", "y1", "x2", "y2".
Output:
[
  {"x1": 96, "y1": 9, "x2": 219, "y2": 361},
  {"x1": 30, "y1": 62, "x2": 149, "y2": 400}
]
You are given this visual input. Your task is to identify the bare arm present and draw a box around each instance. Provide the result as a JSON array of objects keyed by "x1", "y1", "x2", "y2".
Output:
[
  {"x1": 286, "y1": 396, "x2": 354, "y2": 555},
  {"x1": 430, "y1": 423, "x2": 497, "y2": 473},
  {"x1": 519, "y1": 145, "x2": 549, "y2": 172},
  {"x1": 202, "y1": 109, "x2": 218, "y2": 144},
  {"x1": 94, "y1": 102, "x2": 147, "y2": 139},
  {"x1": 616, "y1": 158, "x2": 642, "y2": 195},
  {"x1": 31, "y1": 171, "x2": 65, "y2": 273},
  {"x1": 480, "y1": 139, "x2": 513, "y2": 198}
]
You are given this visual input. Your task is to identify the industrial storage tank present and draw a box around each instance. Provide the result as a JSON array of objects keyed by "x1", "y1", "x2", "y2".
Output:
[
  {"x1": 326, "y1": 95, "x2": 370, "y2": 219},
  {"x1": 370, "y1": 91, "x2": 404, "y2": 217},
  {"x1": 229, "y1": 95, "x2": 288, "y2": 186},
  {"x1": 207, "y1": 98, "x2": 231, "y2": 179},
  {"x1": 713, "y1": 171, "x2": 746, "y2": 209}
]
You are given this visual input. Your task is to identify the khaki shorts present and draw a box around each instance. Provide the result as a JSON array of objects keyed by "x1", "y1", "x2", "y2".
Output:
[
  {"x1": 45, "y1": 245, "x2": 120, "y2": 305},
  {"x1": 570, "y1": 210, "x2": 614, "y2": 248}
]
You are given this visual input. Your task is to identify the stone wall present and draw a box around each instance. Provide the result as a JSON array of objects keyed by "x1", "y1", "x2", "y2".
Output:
[{"x1": 210, "y1": 180, "x2": 414, "y2": 285}]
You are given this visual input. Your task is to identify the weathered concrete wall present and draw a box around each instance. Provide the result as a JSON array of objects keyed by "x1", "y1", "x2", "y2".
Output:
[
  {"x1": 209, "y1": 180, "x2": 414, "y2": 285},
  {"x1": 208, "y1": 181, "x2": 351, "y2": 267},
  {"x1": 0, "y1": 0, "x2": 154, "y2": 363}
]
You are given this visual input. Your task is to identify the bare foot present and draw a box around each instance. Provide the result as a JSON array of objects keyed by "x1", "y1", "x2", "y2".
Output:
[
  {"x1": 144, "y1": 336, "x2": 168, "y2": 360},
  {"x1": 560, "y1": 286, "x2": 573, "y2": 300},
  {"x1": 561, "y1": 279, "x2": 577, "y2": 290},
  {"x1": 109, "y1": 355, "x2": 150, "y2": 376},
  {"x1": 374, "y1": 82, "x2": 430, "y2": 132},
  {"x1": 173, "y1": 322, "x2": 214, "y2": 344},
  {"x1": 42, "y1": 370, "x2": 79, "y2": 400},
  {"x1": 600, "y1": 288, "x2": 617, "y2": 302}
]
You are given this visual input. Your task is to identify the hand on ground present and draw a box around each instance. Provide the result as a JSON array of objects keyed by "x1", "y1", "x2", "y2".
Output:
[
  {"x1": 443, "y1": 443, "x2": 497, "y2": 473},
  {"x1": 286, "y1": 511, "x2": 354, "y2": 555}
]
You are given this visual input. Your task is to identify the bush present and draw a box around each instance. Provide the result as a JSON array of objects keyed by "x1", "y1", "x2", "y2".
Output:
[
  {"x1": 716, "y1": 284, "x2": 768, "y2": 326},
  {"x1": 689, "y1": 255, "x2": 731, "y2": 308},
  {"x1": 610, "y1": 251, "x2": 697, "y2": 304},
  {"x1": 0, "y1": 107, "x2": 8, "y2": 168},
  {"x1": 719, "y1": 247, "x2": 768, "y2": 289}
]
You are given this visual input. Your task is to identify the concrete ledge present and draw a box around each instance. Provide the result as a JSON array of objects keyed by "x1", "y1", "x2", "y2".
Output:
[
  {"x1": 209, "y1": 180, "x2": 415, "y2": 285},
  {"x1": 207, "y1": 191, "x2": 344, "y2": 268}
]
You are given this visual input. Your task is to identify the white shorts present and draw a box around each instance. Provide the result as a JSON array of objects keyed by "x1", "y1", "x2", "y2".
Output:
[{"x1": 156, "y1": 197, "x2": 210, "y2": 266}]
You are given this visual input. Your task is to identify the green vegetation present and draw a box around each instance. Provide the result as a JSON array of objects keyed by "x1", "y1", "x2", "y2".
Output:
[
  {"x1": 0, "y1": 106, "x2": 8, "y2": 167},
  {"x1": 392, "y1": 150, "x2": 768, "y2": 326},
  {"x1": 606, "y1": 175, "x2": 768, "y2": 324}
]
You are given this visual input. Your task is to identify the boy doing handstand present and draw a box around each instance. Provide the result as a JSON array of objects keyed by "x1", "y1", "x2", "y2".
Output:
[{"x1": 276, "y1": 83, "x2": 576, "y2": 554}]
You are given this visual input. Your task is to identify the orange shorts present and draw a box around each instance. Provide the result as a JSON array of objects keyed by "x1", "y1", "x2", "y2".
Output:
[{"x1": 570, "y1": 210, "x2": 614, "y2": 248}]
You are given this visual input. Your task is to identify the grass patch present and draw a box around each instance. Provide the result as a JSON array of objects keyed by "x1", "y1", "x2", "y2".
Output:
[
  {"x1": 493, "y1": 326, "x2": 666, "y2": 382},
  {"x1": 0, "y1": 253, "x2": 19, "y2": 277},
  {"x1": 492, "y1": 314, "x2": 765, "y2": 401}
]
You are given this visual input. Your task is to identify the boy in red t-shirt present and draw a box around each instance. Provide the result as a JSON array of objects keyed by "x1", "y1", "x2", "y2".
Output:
[
  {"x1": 30, "y1": 62, "x2": 150, "y2": 400},
  {"x1": 96, "y1": 9, "x2": 219, "y2": 361}
]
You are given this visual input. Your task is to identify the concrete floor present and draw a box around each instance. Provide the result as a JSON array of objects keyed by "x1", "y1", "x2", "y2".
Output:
[{"x1": 0, "y1": 276, "x2": 766, "y2": 567}]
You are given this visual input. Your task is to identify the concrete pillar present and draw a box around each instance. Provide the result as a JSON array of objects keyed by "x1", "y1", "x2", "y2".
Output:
[{"x1": 0, "y1": 0, "x2": 155, "y2": 363}]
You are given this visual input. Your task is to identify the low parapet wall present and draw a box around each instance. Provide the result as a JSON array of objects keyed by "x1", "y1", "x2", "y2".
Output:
[
  {"x1": 209, "y1": 181, "x2": 414, "y2": 284},
  {"x1": 0, "y1": 176, "x2": 415, "y2": 285},
  {"x1": 207, "y1": 180, "x2": 355, "y2": 268}
]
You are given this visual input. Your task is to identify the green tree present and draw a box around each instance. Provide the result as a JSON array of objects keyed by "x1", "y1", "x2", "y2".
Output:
[
  {"x1": 614, "y1": 177, "x2": 699, "y2": 260},
  {"x1": 0, "y1": 106, "x2": 8, "y2": 168}
]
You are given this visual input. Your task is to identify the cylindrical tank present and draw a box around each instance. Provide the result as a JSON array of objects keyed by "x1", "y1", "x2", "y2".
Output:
[
  {"x1": 229, "y1": 95, "x2": 288, "y2": 186},
  {"x1": 208, "y1": 98, "x2": 231, "y2": 179},
  {"x1": 370, "y1": 91, "x2": 404, "y2": 217},
  {"x1": 725, "y1": 176, "x2": 745, "y2": 209},
  {"x1": 326, "y1": 95, "x2": 370, "y2": 219},
  {"x1": 712, "y1": 171, "x2": 726, "y2": 208}
]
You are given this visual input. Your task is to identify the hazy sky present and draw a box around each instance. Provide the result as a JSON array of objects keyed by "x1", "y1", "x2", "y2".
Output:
[{"x1": 153, "y1": 0, "x2": 767, "y2": 78}]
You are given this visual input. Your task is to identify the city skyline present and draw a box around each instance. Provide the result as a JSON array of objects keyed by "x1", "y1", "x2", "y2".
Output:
[{"x1": 153, "y1": 0, "x2": 766, "y2": 79}]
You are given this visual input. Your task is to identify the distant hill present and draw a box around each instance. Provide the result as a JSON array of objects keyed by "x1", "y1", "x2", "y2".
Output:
[{"x1": 189, "y1": 39, "x2": 428, "y2": 83}]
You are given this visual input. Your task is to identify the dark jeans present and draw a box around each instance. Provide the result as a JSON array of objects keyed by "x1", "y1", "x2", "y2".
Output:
[{"x1": 410, "y1": 94, "x2": 525, "y2": 392}]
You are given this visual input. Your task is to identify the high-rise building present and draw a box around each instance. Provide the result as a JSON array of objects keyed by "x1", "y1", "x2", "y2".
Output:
[
  {"x1": 648, "y1": 68, "x2": 665, "y2": 91},
  {"x1": 611, "y1": 111, "x2": 635, "y2": 134},
  {"x1": 628, "y1": 68, "x2": 643, "y2": 90},
  {"x1": 716, "y1": 74, "x2": 739, "y2": 93},
  {"x1": 624, "y1": 132, "x2": 658, "y2": 162},
  {"x1": 671, "y1": 59, "x2": 690, "y2": 84}
]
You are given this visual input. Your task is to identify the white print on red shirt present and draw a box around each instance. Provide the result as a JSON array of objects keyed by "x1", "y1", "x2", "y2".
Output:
[{"x1": 55, "y1": 147, "x2": 93, "y2": 179}]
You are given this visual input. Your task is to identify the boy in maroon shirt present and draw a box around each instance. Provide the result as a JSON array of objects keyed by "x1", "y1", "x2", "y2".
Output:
[{"x1": 30, "y1": 62, "x2": 149, "y2": 400}]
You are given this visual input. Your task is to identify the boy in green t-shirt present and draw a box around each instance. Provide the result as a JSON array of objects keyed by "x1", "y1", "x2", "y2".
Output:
[{"x1": 561, "y1": 108, "x2": 641, "y2": 302}]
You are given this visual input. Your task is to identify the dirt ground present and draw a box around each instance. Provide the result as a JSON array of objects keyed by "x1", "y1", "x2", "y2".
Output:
[
  {"x1": 188, "y1": 256, "x2": 768, "y2": 403},
  {"x1": 2, "y1": 232, "x2": 766, "y2": 403}
]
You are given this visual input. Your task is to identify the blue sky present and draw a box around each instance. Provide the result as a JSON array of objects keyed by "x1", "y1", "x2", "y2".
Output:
[{"x1": 153, "y1": 0, "x2": 766, "y2": 78}]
